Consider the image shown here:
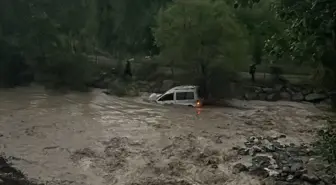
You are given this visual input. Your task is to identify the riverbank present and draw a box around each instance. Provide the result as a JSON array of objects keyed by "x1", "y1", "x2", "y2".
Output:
[{"x1": 0, "y1": 87, "x2": 334, "y2": 185}]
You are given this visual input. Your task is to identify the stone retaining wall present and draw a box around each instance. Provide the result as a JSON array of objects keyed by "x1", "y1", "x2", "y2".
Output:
[{"x1": 241, "y1": 84, "x2": 332, "y2": 103}]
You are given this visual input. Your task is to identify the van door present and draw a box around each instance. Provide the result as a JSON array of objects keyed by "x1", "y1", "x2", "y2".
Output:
[
  {"x1": 175, "y1": 91, "x2": 195, "y2": 106},
  {"x1": 156, "y1": 92, "x2": 175, "y2": 105}
]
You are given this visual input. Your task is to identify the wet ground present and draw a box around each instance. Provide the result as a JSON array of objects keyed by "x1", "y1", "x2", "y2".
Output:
[{"x1": 0, "y1": 86, "x2": 329, "y2": 185}]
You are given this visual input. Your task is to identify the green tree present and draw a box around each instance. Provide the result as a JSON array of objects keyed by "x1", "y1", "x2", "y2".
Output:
[
  {"x1": 96, "y1": 0, "x2": 171, "y2": 57},
  {"x1": 0, "y1": 0, "x2": 97, "y2": 90},
  {"x1": 269, "y1": 0, "x2": 336, "y2": 85},
  {"x1": 233, "y1": 0, "x2": 285, "y2": 66},
  {"x1": 154, "y1": 0, "x2": 249, "y2": 98}
]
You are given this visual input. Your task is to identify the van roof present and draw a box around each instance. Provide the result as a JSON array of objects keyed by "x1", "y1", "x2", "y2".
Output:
[{"x1": 165, "y1": 85, "x2": 198, "y2": 93}]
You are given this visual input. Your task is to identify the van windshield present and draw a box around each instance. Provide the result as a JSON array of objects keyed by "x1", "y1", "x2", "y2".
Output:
[{"x1": 158, "y1": 93, "x2": 174, "y2": 101}]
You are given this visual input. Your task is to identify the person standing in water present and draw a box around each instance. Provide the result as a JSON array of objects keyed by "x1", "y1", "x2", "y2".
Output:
[
  {"x1": 124, "y1": 60, "x2": 132, "y2": 77},
  {"x1": 249, "y1": 63, "x2": 257, "y2": 82}
]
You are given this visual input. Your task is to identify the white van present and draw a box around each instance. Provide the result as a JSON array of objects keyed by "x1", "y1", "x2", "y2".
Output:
[{"x1": 149, "y1": 86, "x2": 203, "y2": 107}]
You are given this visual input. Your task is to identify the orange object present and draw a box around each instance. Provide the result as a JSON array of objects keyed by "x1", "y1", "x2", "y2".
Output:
[{"x1": 196, "y1": 100, "x2": 202, "y2": 107}]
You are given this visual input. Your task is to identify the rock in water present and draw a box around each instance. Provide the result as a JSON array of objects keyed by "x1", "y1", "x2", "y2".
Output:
[
  {"x1": 249, "y1": 166, "x2": 269, "y2": 178},
  {"x1": 267, "y1": 93, "x2": 281, "y2": 101},
  {"x1": 282, "y1": 166, "x2": 290, "y2": 173},
  {"x1": 263, "y1": 139, "x2": 276, "y2": 152},
  {"x1": 259, "y1": 93, "x2": 267, "y2": 100},
  {"x1": 301, "y1": 174, "x2": 320, "y2": 183},
  {"x1": 319, "y1": 174, "x2": 334, "y2": 185},
  {"x1": 262, "y1": 88, "x2": 274, "y2": 93},
  {"x1": 286, "y1": 174, "x2": 294, "y2": 182},
  {"x1": 249, "y1": 145, "x2": 263, "y2": 156},
  {"x1": 232, "y1": 163, "x2": 248, "y2": 174},
  {"x1": 280, "y1": 92, "x2": 291, "y2": 101},
  {"x1": 290, "y1": 162, "x2": 304, "y2": 173},
  {"x1": 292, "y1": 93, "x2": 304, "y2": 101},
  {"x1": 261, "y1": 177, "x2": 277, "y2": 185},
  {"x1": 264, "y1": 168, "x2": 280, "y2": 177},
  {"x1": 244, "y1": 92, "x2": 258, "y2": 100},
  {"x1": 237, "y1": 148, "x2": 249, "y2": 155}
]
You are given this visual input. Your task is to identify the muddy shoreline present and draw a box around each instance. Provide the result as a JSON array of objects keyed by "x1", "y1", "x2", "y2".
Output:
[{"x1": 0, "y1": 87, "x2": 332, "y2": 185}]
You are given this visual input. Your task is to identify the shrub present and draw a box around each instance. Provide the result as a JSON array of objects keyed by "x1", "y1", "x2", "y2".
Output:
[
  {"x1": 0, "y1": 43, "x2": 33, "y2": 87},
  {"x1": 106, "y1": 78, "x2": 139, "y2": 97}
]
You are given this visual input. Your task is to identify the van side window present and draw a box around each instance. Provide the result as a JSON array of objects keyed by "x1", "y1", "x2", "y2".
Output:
[
  {"x1": 158, "y1": 93, "x2": 174, "y2": 101},
  {"x1": 176, "y1": 92, "x2": 194, "y2": 100}
]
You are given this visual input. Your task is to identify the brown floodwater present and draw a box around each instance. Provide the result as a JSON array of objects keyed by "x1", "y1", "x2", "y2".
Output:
[{"x1": 0, "y1": 86, "x2": 328, "y2": 185}]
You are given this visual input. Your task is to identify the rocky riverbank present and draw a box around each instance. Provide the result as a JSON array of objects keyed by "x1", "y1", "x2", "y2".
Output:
[
  {"x1": 232, "y1": 135, "x2": 336, "y2": 185},
  {"x1": 0, "y1": 156, "x2": 40, "y2": 185},
  {"x1": 242, "y1": 84, "x2": 333, "y2": 104}
]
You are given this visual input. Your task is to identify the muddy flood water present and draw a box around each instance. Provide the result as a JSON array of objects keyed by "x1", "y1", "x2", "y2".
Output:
[{"x1": 0, "y1": 86, "x2": 330, "y2": 185}]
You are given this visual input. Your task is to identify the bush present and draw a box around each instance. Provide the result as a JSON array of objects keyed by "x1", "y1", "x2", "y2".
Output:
[
  {"x1": 106, "y1": 78, "x2": 139, "y2": 97},
  {"x1": 316, "y1": 121, "x2": 336, "y2": 165},
  {"x1": 0, "y1": 43, "x2": 33, "y2": 87}
]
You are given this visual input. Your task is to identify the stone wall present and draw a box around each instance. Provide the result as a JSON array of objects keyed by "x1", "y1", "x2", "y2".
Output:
[{"x1": 241, "y1": 84, "x2": 331, "y2": 103}]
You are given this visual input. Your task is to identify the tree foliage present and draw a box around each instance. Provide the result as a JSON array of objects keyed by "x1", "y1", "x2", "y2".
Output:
[
  {"x1": 154, "y1": 0, "x2": 249, "y2": 98},
  {"x1": 0, "y1": 0, "x2": 170, "y2": 89},
  {"x1": 234, "y1": 0, "x2": 284, "y2": 65},
  {"x1": 268, "y1": 0, "x2": 336, "y2": 86},
  {"x1": 1, "y1": 0, "x2": 334, "y2": 92}
]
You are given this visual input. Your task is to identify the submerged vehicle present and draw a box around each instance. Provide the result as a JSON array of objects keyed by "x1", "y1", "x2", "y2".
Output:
[{"x1": 149, "y1": 85, "x2": 203, "y2": 107}]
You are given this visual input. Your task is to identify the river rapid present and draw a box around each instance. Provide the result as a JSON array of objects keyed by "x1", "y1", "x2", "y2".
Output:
[{"x1": 0, "y1": 86, "x2": 328, "y2": 185}]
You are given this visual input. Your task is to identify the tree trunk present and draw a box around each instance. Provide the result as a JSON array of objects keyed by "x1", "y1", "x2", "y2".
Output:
[{"x1": 200, "y1": 62, "x2": 208, "y2": 99}]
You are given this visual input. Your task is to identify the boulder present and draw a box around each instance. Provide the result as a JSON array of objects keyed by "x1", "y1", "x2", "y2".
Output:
[
  {"x1": 292, "y1": 93, "x2": 304, "y2": 101},
  {"x1": 280, "y1": 92, "x2": 291, "y2": 101},
  {"x1": 318, "y1": 181, "x2": 326, "y2": 185},
  {"x1": 244, "y1": 92, "x2": 258, "y2": 100},
  {"x1": 319, "y1": 174, "x2": 335, "y2": 185},
  {"x1": 285, "y1": 87, "x2": 295, "y2": 95},
  {"x1": 237, "y1": 148, "x2": 249, "y2": 155},
  {"x1": 249, "y1": 166, "x2": 269, "y2": 178},
  {"x1": 248, "y1": 136, "x2": 261, "y2": 144},
  {"x1": 262, "y1": 140, "x2": 276, "y2": 152},
  {"x1": 302, "y1": 88, "x2": 313, "y2": 96},
  {"x1": 282, "y1": 166, "x2": 290, "y2": 173},
  {"x1": 261, "y1": 177, "x2": 277, "y2": 185},
  {"x1": 301, "y1": 174, "x2": 320, "y2": 183},
  {"x1": 249, "y1": 146, "x2": 263, "y2": 156},
  {"x1": 252, "y1": 156, "x2": 271, "y2": 168},
  {"x1": 286, "y1": 174, "x2": 294, "y2": 182},
  {"x1": 274, "y1": 84, "x2": 284, "y2": 91},
  {"x1": 263, "y1": 88, "x2": 274, "y2": 93},
  {"x1": 267, "y1": 93, "x2": 281, "y2": 101},
  {"x1": 259, "y1": 93, "x2": 267, "y2": 101},
  {"x1": 305, "y1": 93, "x2": 328, "y2": 102},
  {"x1": 264, "y1": 168, "x2": 280, "y2": 177},
  {"x1": 232, "y1": 163, "x2": 248, "y2": 174},
  {"x1": 290, "y1": 162, "x2": 304, "y2": 173},
  {"x1": 279, "y1": 134, "x2": 286, "y2": 139}
]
